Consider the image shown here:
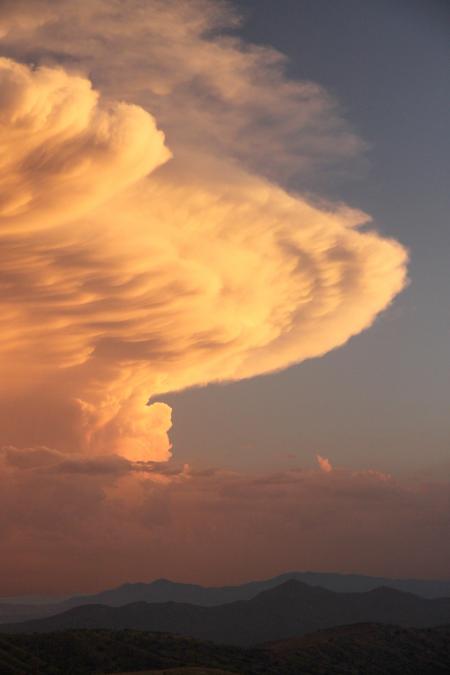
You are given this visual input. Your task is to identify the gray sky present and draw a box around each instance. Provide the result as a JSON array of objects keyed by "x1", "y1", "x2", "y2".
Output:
[{"x1": 164, "y1": 0, "x2": 450, "y2": 477}]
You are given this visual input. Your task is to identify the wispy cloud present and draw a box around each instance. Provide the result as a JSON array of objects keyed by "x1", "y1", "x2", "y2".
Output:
[{"x1": 0, "y1": 0, "x2": 364, "y2": 183}]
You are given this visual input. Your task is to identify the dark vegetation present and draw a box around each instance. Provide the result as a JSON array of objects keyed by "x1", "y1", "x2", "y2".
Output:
[
  {"x1": 0, "y1": 630, "x2": 251, "y2": 675},
  {"x1": 1, "y1": 623, "x2": 450, "y2": 675}
]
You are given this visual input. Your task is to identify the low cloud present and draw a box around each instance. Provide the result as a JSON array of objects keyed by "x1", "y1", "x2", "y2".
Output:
[
  {"x1": 0, "y1": 445, "x2": 187, "y2": 478},
  {"x1": 317, "y1": 454, "x2": 333, "y2": 473},
  {"x1": 0, "y1": 451, "x2": 448, "y2": 594}
]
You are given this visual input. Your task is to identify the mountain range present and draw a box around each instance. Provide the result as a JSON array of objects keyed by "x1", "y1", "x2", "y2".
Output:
[
  {"x1": 2, "y1": 580, "x2": 450, "y2": 646},
  {"x1": 1, "y1": 570, "x2": 450, "y2": 625}
]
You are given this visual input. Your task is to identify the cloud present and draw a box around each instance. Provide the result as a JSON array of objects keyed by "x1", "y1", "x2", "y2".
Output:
[
  {"x1": 0, "y1": 0, "x2": 52, "y2": 38},
  {"x1": 317, "y1": 454, "x2": 333, "y2": 473},
  {"x1": 0, "y1": 57, "x2": 170, "y2": 234},
  {"x1": 0, "y1": 0, "x2": 364, "y2": 186},
  {"x1": 0, "y1": 452, "x2": 448, "y2": 594},
  {"x1": 0, "y1": 54, "x2": 407, "y2": 464},
  {"x1": 1, "y1": 445, "x2": 64, "y2": 470},
  {"x1": 0, "y1": 0, "x2": 412, "y2": 587},
  {"x1": 0, "y1": 444, "x2": 187, "y2": 478}
]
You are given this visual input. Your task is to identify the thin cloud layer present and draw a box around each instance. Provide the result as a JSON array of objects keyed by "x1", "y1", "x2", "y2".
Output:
[{"x1": 0, "y1": 449, "x2": 448, "y2": 593}]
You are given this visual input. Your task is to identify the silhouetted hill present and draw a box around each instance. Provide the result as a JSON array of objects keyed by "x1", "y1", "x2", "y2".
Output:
[
  {"x1": 2, "y1": 570, "x2": 450, "y2": 625},
  {"x1": 34, "y1": 570, "x2": 450, "y2": 606},
  {"x1": 3, "y1": 581, "x2": 450, "y2": 646},
  {"x1": 1, "y1": 623, "x2": 450, "y2": 674}
]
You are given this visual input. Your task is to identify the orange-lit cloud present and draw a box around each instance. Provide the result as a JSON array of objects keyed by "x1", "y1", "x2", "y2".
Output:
[
  {"x1": 0, "y1": 0, "x2": 413, "y2": 586},
  {"x1": 0, "y1": 448, "x2": 448, "y2": 594},
  {"x1": 0, "y1": 0, "x2": 364, "y2": 183},
  {"x1": 0, "y1": 57, "x2": 170, "y2": 235},
  {"x1": 0, "y1": 55, "x2": 407, "y2": 463},
  {"x1": 317, "y1": 455, "x2": 333, "y2": 473}
]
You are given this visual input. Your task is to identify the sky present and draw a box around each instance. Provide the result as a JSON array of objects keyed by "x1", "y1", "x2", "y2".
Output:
[{"x1": 0, "y1": 0, "x2": 448, "y2": 595}]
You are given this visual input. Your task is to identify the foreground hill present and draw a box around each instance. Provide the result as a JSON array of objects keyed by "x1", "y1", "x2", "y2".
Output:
[
  {"x1": 1, "y1": 624, "x2": 450, "y2": 674},
  {"x1": 3, "y1": 581, "x2": 450, "y2": 646},
  {"x1": 109, "y1": 671, "x2": 236, "y2": 675},
  {"x1": 267, "y1": 623, "x2": 450, "y2": 674},
  {"x1": 2, "y1": 571, "x2": 450, "y2": 625}
]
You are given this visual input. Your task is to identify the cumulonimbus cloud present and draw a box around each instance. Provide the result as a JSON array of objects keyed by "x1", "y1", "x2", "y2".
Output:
[
  {"x1": 0, "y1": 2, "x2": 428, "y2": 594},
  {"x1": 0, "y1": 57, "x2": 170, "y2": 234},
  {"x1": 0, "y1": 0, "x2": 365, "y2": 185},
  {"x1": 0, "y1": 1, "x2": 407, "y2": 468},
  {"x1": 0, "y1": 59, "x2": 406, "y2": 459}
]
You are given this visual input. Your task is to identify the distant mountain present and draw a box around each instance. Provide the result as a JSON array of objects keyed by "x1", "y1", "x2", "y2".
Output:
[
  {"x1": 1, "y1": 570, "x2": 449, "y2": 625},
  {"x1": 1, "y1": 623, "x2": 450, "y2": 674},
  {"x1": 3, "y1": 580, "x2": 450, "y2": 646},
  {"x1": 60, "y1": 571, "x2": 450, "y2": 606}
]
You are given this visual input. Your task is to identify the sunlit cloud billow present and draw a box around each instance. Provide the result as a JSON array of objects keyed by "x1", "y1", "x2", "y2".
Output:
[
  {"x1": 0, "y1": 0, "x2": 415, "y2": 592},
  {"x1": 0, "y1": 49, "x2": 407, "y2": 463}
]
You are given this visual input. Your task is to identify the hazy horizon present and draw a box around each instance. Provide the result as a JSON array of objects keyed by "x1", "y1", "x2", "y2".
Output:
[{"x1": 2, "y1": 567, "x2": 450, "y2": 604}]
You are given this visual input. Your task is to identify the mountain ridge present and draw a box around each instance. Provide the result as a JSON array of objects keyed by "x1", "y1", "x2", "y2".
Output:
[
  {"x1": 2, "y1": 569, "x2": 450, "y2": 626},
  {"x1": 2, "y1": 571, "x2": 449, "y2": 627},
  {"x1": 2, "y1": 580, "x2": 450, "y2": 646}
]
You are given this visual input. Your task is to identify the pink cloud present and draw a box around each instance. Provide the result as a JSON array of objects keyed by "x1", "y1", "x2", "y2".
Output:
[
  {"x1": 0, "y1": 450, "x2": 448, "y2": 595},
  {"x1": 317, "y1": 454, "x2": 333, "y2": 473}
]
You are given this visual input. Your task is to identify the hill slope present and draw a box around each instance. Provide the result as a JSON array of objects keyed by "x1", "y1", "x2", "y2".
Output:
[{"x1": 1, "y1": 624, "x2": 450, "y2": 674}]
